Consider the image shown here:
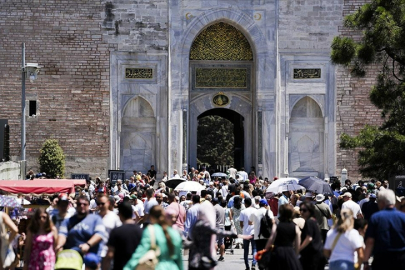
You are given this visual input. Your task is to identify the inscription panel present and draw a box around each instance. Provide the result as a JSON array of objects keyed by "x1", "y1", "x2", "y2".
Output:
[
  {"x1": 196, "y1": 68, "x2": 247, "y2": 88},
  {"x1": 293, "y1": 68, "x2": 321, "y2": 79},
  {"x1": 125, "y1": 68, "x2": 153, "y2": 79},
  {"x1": 191, "y1": 64, "x2": 252, "y2": 91}
]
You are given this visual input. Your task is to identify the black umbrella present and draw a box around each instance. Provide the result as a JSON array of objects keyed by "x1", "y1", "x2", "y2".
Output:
[
  {"x1": 165, "y1": 178, "x2": 186, "y2": 189},
  {"x1": 299, "y1": 176, "x2": 333, "y2": 195}
]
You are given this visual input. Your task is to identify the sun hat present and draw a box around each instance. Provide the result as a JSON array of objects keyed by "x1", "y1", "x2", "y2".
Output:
[
  {"x1": 342, "y1": 192, "x2": 352, "y2": 198},
  {"x1": 315, "y1": 194, "x2": 325, "y2": 202}
]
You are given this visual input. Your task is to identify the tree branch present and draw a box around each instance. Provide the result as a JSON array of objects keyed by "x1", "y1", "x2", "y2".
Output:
[{"x1": 392, "y1": 60, "x2": 405, "y2": 82}]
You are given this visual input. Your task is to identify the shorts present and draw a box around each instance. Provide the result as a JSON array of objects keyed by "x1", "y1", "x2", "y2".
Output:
[{"x1": 217, "y1": 236, "x2": 224, "y2": 245}]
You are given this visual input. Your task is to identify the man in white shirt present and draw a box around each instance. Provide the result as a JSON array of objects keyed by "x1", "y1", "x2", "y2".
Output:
[
  {"x1": 249, "y1": 199, "x2": 274, "y2": 270},
  {"x1": 238, "y1": 168, "x2": 248, "y2": 181},
  {"x1": 98, "y1": 194, "x2": 122, "y2": 259},
  {"x1": 221, "y1": 180, "x2": 229, "y2": 199},
  {"x1": 129, "y1": 194, "x2": 144, "y2": 223},
  {"x1": 228, "y1": 166, "x2": 237, "y2": 179},
  {"x1": 171, "y1": 169, "x2": 180, "y2": 178},
  {"x1": 239, "y1": 198, "x2": 257, "y2": 270},
  {"x1": 341, "y1": 192, "x2": 363, "y2": 219}
]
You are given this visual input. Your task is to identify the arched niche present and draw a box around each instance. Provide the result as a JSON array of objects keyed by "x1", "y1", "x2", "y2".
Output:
[
  {"x1": 288, "y1": 97, "x2": 325, "y2": 178},
  {"x1": 120, "y1": 96, "x2": 156, "y2": 176}
]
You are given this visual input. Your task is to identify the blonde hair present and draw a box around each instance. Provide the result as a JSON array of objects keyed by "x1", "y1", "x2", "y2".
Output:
[{"x1": 334, "y1": 208, "x2": 354, "y2": 233}]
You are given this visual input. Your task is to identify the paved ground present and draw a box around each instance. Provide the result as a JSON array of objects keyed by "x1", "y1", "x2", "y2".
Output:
[
  {"x1": 183, "y1": 247, "x2": 249, "y2": 270},
  {"x1": 182, "y1": 247, "x2": 331, "y2": 270}
]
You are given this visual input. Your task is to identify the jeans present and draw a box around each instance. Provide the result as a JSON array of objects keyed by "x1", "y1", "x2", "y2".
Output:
[
  {"x1": 329, "y1": 260, "x2": 355, "y2": 270},
  {"x1": 243, "y1": 238, "x2": 257, "y2": 268}
]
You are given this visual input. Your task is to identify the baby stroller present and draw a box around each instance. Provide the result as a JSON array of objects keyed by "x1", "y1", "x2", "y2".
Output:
[{"x1": 54, "y1": 249, "x2": 83, "y2": 270}]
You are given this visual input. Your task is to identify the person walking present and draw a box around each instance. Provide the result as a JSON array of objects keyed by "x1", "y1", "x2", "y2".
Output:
[
  {"x1": 213, "y1": 199, "x2": 226, "y2": 261},
  {"x1": 188, "y1": 201, "x2": 238, "y2": 270},
  {"x1": 23, "y1": 208, "x2": 57, "y2": 270},
  {"x1": 124, "y1": 205, "x2": 183, "y2": 270},
  {"x1": 323, "y1": 208, "x2": 364, "y2": 270},
  {"x1": 97, "y1": 194, "x2": 121, "y2": 261},
  {"x1": 264, "y1": 204, "x2": 302, "y2": 270},
  {"x1": 239, "y1": 198, "x2": 257, "y2": 270},
  {"x1": 184, "y1": 195, "x2": 200, "y2": 239},
  {"x1": 341, "y1": 192, "x2": 363, "y2": 219},
  {"x1": 165, "y1": 193, "x2": 186, "y2": 231},
  {"x1": 299, "y1": 202, "x2": 324, "y2": 270},
  {"x1": 56, "y1": 195, "x2": 106, "y2": 256},
  {"x1": 230, "y1": 196, "x2": 245, "y2": 249},
  {"x1": 313, "y1": 194, "x2": 332, "y2": 242},
  {"x1": 249, "y1": 199, "x2": 274, "y2": 270},
  {"x1": 102, "y1": 202, "x2": 143, "y2": 270},
  {"x1": 363, "y1": 189, "x2": 405, "y2": 270}
]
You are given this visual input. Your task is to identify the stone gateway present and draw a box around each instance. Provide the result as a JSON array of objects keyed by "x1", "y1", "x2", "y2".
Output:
[{"x1": 0, "y1": 0, "x2": 381, "y2": 180}]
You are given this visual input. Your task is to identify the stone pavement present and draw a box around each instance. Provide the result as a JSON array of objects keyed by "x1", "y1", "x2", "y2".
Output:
[{"x1": 182, "y1": 247, "x2": 331, "y2": 270}]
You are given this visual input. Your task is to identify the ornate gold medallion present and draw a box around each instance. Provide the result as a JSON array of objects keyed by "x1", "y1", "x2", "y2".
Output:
[{"x1": 213, "y1": 92, "x2": 230, "y2": 107}]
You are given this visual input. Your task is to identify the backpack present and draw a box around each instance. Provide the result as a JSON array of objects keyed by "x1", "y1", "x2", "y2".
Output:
[{"x1": 259, "y1": 210, "x2": 272, "y2": 239}]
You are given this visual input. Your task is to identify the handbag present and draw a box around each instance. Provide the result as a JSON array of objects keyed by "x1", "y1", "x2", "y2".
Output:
[
  {"x1": 136, "y1": 225, "x2": 161, "y2": 270},
  {"x1": 0, "y1": 212, "x2": 15, "y2": 268},
  {"x1": 257, "y1": 249, "x2": 272, "y2": 270}
]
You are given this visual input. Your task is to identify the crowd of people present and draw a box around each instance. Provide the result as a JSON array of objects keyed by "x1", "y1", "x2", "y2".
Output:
[{"x1": 1, "y1": 167, "x2": 405, "y2": 270}]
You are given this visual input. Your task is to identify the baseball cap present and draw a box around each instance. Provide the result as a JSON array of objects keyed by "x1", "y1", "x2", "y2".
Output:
[
  {"x1": 369, "y1": 193, "x2": 376, "y2": 199},
  {"x1": 83, "y1": 253, "x2": 100, "y2": 269},
  {"x1": 58, "y1": 193, "x2": 69, "y2": 201},
  {"x1": 130, "y1": 194, "x2": 137, "y2": 200},
  {"x1": 342, "y1": 192, "x2": 352, "y2": 198},
  {"x1": 259, "y1": 199, "x2": 268, "y2": 206}
]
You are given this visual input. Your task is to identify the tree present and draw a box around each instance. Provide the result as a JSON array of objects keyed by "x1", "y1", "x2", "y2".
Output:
[
  {"x1": 38, "y1": 139, "x2": 65, "y2": 178},
  {"x1": 331, "y1": 0, "x2": 405, "y2": 179},
  {"x1": 197, "y1": 115, "x2": 234, "y2": 167}
]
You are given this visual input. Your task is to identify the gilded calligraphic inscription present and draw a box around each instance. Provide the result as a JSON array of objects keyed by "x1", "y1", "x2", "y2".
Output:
[
  {"x1": 213, "y1": 92, "x2": 230, "y2": 107},
  {"x1": 125, "y1": 68, "x2": 153, "y2": 79},
  {"x1": 293, "y1": 69, "x2": 321, "y2": 79},
  {"x1": 190, "y1": 22, "x2": 253, "y2": 61},
  {"x1": 195, "y1": 68, "x2": 247, "y2": 88}
]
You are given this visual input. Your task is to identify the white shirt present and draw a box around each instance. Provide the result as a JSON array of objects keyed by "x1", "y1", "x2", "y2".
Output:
[
  {"x1": 132, "y1": 202, "x2": 145, "y2": 220},
  {"x1": 342, "y1": 200, "x2": 362, "y2": 218},
  {"x1": 100, "y1": 211, "x2": 122, "y2": 257},
  {"x1": 221, "y1": 185, "x2": 229, "y2": 198},
  {"x1": 228, "y1": 168, "x2": 237, "y2": 179},
  {"x1": 324, "y1": 228, "x2": 363, "y2": 263},
  {"x1": 249, "y1": 207, "x2": 274, "y2": 240},
  {"x1": 238, "y1": 171, "x2": 248, "y2": 181},
  {"x1": 239, "y1": 207, "x2": 256, "y2": 235}
]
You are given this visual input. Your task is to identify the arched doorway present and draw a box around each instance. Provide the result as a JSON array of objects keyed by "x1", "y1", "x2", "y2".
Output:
[
  {"x1": 197, "y1": 108, "x2": 244, "y2": 170},
  {"x1": 288, "y1": 97, "x2": 324, "y2": 178},
  {"x1": 188, "y1": 21, "x2": 255, "y2": 171},
  {"x1": 120, "y1": 96, "x2": 156, "y2": 177}
]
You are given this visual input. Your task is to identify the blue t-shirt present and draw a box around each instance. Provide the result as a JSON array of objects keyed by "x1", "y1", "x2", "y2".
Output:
[
  {"x1": 59, "y1": 214, "x2": 106, "y2": 255},
  {"x1": 365, "y1": 207, "x2": 405, "y2": 253}
]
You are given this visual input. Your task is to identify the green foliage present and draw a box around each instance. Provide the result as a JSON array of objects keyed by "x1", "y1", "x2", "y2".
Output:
[
  {"x1": 197, "y1": 115, "x2": 234, "y2": 167},
  {"x1": 38, "y1": 139, "x2": 65, "y2": 178},
  {"x1": 333, "y1": 0, "x2": 405, "y2": 179}
]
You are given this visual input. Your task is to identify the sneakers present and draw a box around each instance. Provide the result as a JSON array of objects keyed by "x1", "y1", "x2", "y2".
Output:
[{"x1": 218, "y1": 256, "x2": 225, "y2": 262}]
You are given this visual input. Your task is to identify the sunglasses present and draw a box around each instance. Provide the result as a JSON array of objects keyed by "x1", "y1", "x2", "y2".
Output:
[
  {"x1": 78, "y1": 203, "x2": 89, "y2": 206},
  {"x1": 97, "y1": 202, "x2": 105, "y2": 206},
  {"x1": 300, "y1": 208, "x2": 308, "y2": 213}
]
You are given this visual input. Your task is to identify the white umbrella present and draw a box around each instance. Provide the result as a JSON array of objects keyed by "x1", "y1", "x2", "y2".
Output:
[
  {"x1": 266, "y1": 178, "x2": 300, "y2": 194},
  {"x1": 277, "y1": 183, "x2": 305, "y2": 193},
  {"x1": 174, "y1": 181, "x2": 206, "y2": 195}
]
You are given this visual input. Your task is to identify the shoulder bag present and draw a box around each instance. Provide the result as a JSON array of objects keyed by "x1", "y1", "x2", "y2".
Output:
[{"x1": 136, "y1": 225, "x2": 161, "y2": 270}]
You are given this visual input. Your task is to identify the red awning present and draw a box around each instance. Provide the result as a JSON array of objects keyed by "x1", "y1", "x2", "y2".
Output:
[
  {"x1": 33, "y1": 179, "x2": 86, "y2": 188},
  {"x1": 0, "y1": 180, "x2": 75, "y2": 194}
]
